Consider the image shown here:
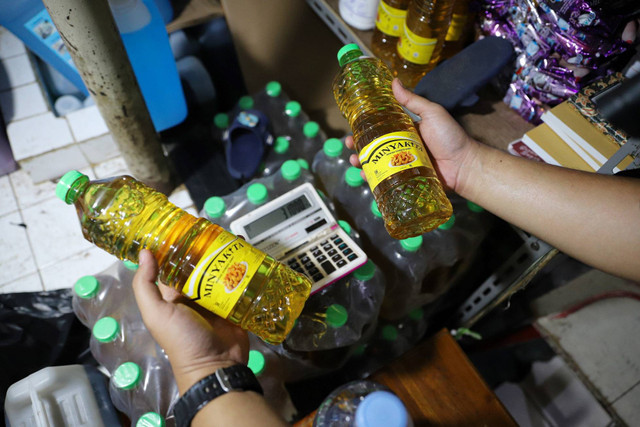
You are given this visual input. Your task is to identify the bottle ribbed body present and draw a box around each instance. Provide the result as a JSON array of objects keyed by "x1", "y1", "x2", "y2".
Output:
[
  {"x1": 73, "y1": 175, "x2": 311, "y2": 343},
  {"x1": 333, "y1": 55, "x2": 452, "y2": 239},
  {"x1": 392, "y1": 0, "x2": 456, "y2": 88}
]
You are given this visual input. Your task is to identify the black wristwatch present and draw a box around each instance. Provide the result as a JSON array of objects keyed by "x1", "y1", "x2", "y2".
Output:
[{"x1": 173, "y1": 364, "x2": 263, "y2": 427}]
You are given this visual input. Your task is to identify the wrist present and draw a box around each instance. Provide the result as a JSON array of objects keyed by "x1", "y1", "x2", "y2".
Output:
[
  {"x1": 174, "y1": 360, "x2": 238, "y2": 395},
  {"x1": 454, "y1": 138, "x2": 484, "y2": 199}
]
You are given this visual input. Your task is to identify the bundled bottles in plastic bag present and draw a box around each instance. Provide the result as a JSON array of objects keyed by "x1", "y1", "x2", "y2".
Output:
[
  {"x1": 291, "y1": 121, "x2": 326, "y2": 164},
  {"x1": 312, "y1": 380, "x2": 413, "y2": 426},
  {"x1": 260, "y1": 136, "x2": 293, "y2": 177},
  {"x1": 333, "y1": 44, "x2": 452, "y2": 238},
  {"x1": 333, "y1": 166, "x2": 373, "y2": 228},
  {"x1": 57, "y1": 170, "x2": 311, "y2": 344},
  {"x1": 212, "y1": 112, "x2": 229, "y2": 145},
  {"x1": 311, "y1": 138, "x2": 351, "y2": 199},
  {"x1": 201, "y1": 182, "x2": 271, "y2": 230},
  {"x1": 252, "y1": 81, "x2": 291, "y2": 136}
]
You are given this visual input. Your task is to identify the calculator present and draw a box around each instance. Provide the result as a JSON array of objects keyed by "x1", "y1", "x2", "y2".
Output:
[{"x1": 230, "y1": 182, "x2": 368, "y2": 294}]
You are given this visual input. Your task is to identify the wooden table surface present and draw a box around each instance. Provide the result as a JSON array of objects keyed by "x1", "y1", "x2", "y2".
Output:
[{"x1": 369, "y1": 329, "x2": 516, "y2": 426}]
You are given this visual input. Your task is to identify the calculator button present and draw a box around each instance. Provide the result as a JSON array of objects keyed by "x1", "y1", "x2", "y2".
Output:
[
  {"x1": 300, "y1": 255, "x2": 311, "y2": 264},
  {"x1": 331, "y1": 254, "x2": 342, "y2": 263},
  {"x1": 322, "y1": 244, "x2": 332, "y2": 251},
  {"x1": 312, "y1": 250, "x2": 322, "y2": 257},
  {"x1": 312, "y1": 273, "x2": 324, "y2": 282},
  {"x1": 334, "y1": 238, "x2": 343, "y2": 245},
  {"x1": 336, "y1": 259, "x2": 347, "y2": 267},
  {"x1": 342, "y1": 248, "x2": 353, "y2": 256},
  {"x1": 317, "y1": 255, "x2": 327, "y2": 262},
  {"x1": 293, "y1": 266, "x2": 304, "y2": 273},
  {"x1": 347, "y1": 254, "x2": 358, "y2": 261},
  {"x1": 330, "y1": 234, "x2": 338, "y2": 240},
  {"x1": 304, "y1": 262, "x2": 315, "y2": 270},
  {"x1": 309, "y1": 246, "x2": 318, "y2": 252},
  {"x1": 321, "y1": 261, "x2": 336, "y2": 275},
  {"x1": 308, "y1": 267, "x2": 320, "y2": 276},
  {"x1": 328, "y1": 249, "x2": 337, "y2": 256},
  {"x1": 320, "y1": 240, "x2": 329, "y2": 246},
  {"x1": 289, "y1": 261, "x2": 300, "y2": 269},
  {"x1": 338, "y1": 243, "x2": 347, "y2": 250}
]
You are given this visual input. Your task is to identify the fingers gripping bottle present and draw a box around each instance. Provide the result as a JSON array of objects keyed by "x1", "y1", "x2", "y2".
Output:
[
  {"x1": 333, "y1": 44, "x2": 452, "y2": 239},
  {"x1": 371, "y1": 0, "x2": 411, "y2": 67},
  {"x1": 56, "y1": 171, "x2": 311, "y2": 344},
  {"x1": 392, "y1": 0, "x2": 456, "y2": 88}
]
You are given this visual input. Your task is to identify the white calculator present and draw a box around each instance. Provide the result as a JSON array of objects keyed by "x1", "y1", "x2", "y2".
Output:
[{"x1": 230, "y1": 183, "x2": 368, "y2": 294}]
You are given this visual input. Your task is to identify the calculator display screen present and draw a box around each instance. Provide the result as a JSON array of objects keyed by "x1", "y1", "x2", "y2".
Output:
[{"x1": 244, "y1": 194, "x2": 311, "y2": 239}]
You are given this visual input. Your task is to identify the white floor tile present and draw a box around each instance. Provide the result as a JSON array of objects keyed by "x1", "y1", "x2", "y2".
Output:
[
  {"x1": 494, "y1": 382, "x2": 551, "y2": 427},
  {"x1": 94, "y1": 156, "x2": 132, "y2": 178},
  {"x1": 0, "y1": 82, "x2": 48, "y2": 122},
  {"x1": 79, "y1": 133, "x2": 120, "y2": 165},
  {"x1": 66, "y1": 105, "x2": 108, "y2": 142},
  {"x1": 21, "y1": 197, "x2": 92, "y2": 269},
  {"x1": 0, "y1": 54, "x2": 36, "y2": 91},
  {"x1": 9, "y1": 168, "x2": 58, "y2": 209},
  {"x1": 20, "y1": 144, "x2": 90, "y2": 184},
  {"x1": 613, "y1": 380, "x2": 640, "y2": 426},
  {"x1": 0, "y1": 272, "x2": 43, "y2": 293},
  {"x1": 7, "y1": 112, "x2": 74, "y2": 161},
  {"x1": 0, "y1": 211, "x2": 38, "y2": 286},
  {"x1": 0, "y1": 28, "x2": 27, "y2": 60},
  {"x1": 40, "y1": 247, "x2": 118, "y2": 291},
  {"x1": 0, "y1": 175, "x2": 18, "y2": 216}
]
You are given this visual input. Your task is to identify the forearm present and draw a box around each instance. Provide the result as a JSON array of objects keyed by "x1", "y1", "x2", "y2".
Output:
[{"x1": 457, "y1": 141, "x2": 640, "y2": 282}]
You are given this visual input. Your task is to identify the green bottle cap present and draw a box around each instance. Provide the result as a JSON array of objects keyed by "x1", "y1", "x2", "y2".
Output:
[
  {"x1": 113, "y1": 362, "x2": 142, "y2": 390},
  {"x1": 92, "y1": 317, "x2": 120, "y2": 343},
  {"x1": 409, "y1": 307, "x2": 424, "y2": 321},
  {"x1": 371, "y1": 200, "x2": 382, "y2": 218},
  {"x1": 323, "y1": 138, "x2": 343, "y2": 158},
  {"x1": 281, "y1": 160, "x2": 301, "y2": 182},
  {"x1": 352, "y1": 344, "x2": 367, "y2": 357},
  {"x1": 213, "y1": 112, "x2": 229, "y2": 129},
  {"x1": 204, "y1": 196, "x2": 226, "y2": 218},
  {"x1": 297, "y1": 158, "x2": 310, "y2": 170},
  {"x1": 345, "y1": 167, "x2": 364, "y2": 187},
  {"x1": 247, "y1": 350, "x2": 266, "y2": 376},
  {"x1": 285, "y1": 101, "x2": 301, "y2": 118},
  {"x1": 247, "y1": 183, "x2": 268, "y2": 205},
  {"x1": 303, "y1": 121, "x2": 320, "y2": 138},
  {"x1": 467, "y1": 201, "x2": 485, "y2": 212},
  {"x1": 338, "y1": 220, "x2": 352, "y2": 235},
  {"x1": 123, "y1": 260, "x2": 139, "y2": 271},
  {"x1": 274, "y1": 136, "x2": 290, "y2": 154},
  {"x1": 337, "y1": 44, "x2": 363, "y2": 67},
  {"x1": 354, "y1": 260, "x2": 376, "y2": 281},
  {"x1": 136, "y1": 412, "x2": 165, "y2": 427},
  {"x1": 382, "y1": 325, "x2": 398, "y2": 341},
  {"x1": 238, "y1": 95, "x2": 254, "y2": 110},
  {"x1": 326, "y1": 304, "x2": 348, "y2": 328},
  {"x1": 401, "y1": 236, "x2": 423, "y2": 252},
  {"x1": 438, "y1": 214, "x2": 456, "y2": 230},
  {"x1": 56, "y1": 170, "x2": 89, "y2": 204},
  {"x1": 74, "y1": 275, "x2": 100, "y2": 299},
  {"x1": 265, "y1": 81, "x2": 282, "y2": 97}
]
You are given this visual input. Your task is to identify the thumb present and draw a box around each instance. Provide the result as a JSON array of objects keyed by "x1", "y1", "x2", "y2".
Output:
[
  {"x1": 132, "y1": 250, "x2": 170, "y2": 326},
  {"x1": 392, "y1": 78, "x2": 442, "y2": 121}
]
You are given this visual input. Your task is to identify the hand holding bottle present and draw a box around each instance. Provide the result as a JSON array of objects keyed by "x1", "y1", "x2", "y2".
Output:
[
  {"x1": 345, "y1": 78, "x2": 478, "y2": 193},
  {"x1": 132, "y1": 249, "x2": 249, "y2": 394}
]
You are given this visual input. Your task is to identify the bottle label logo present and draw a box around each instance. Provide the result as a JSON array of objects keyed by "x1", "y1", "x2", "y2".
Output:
[
  {"x1": 359, "y1": 131, "x2": 433, "y2": 191},
  {"x1": 375, "y1": 1, "x2": 407, "y2": 37},
  {"x1": 184, "y1": 231, "x2": 266, "y2": 318},
  {"x1": 397, "y1": 24, "x2": 437, "y2": 65},
  {"x1": 445, "y1": 13, "x2": 468, "y2": 42}
]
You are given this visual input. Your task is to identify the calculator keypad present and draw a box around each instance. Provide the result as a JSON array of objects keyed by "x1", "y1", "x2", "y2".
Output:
[{"x1": 285, "y1": 232, "x2": 360, "y2": 284}]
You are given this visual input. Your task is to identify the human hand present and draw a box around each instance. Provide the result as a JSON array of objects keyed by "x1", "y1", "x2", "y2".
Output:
[
  {"x1": 132, "y1": 249, "x2": 249, "y2": 393},
  {"x1": 345, "y1": 78, "x2": 478, "y2": 192}
]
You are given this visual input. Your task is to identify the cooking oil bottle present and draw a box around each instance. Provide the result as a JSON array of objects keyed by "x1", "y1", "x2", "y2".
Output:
[
  {"x1": 56, "y1": 171, "x2": 311, "y2": 344},
  {"x1": 333, "y1": 44, "x2": 452, "y2": 239},
  {"x1": 392, "y1": 0, "x2": 456, "y2": 88},
  {"x1": 371, "y1": 0, "x2": 410, "y2": 68},
  {"x1": 440, "y1": 0, "x2": 472, "y2": 60}
]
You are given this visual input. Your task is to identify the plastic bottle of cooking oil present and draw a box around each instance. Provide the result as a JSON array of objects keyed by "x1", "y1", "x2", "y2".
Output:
[
  {"x1": 371, "y1": 0, "x2": 410, "y2": 68},
  {"x1": 56, "y1": 170, "x2": 311, "y2": 344},
  {"x1": 440, "y1": 0, "x2": 472, "y2": 60},
  {"x1": 392, "y1": 0, "x2": 456, "y2": 88},
  {"x1": 333, "y1": 44, "x2": 452, "y2": 239}
]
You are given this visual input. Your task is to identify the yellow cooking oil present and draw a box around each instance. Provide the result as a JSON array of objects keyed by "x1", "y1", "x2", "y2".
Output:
[
  {"x1": 56, "y1": 171, "x2": 311, "y2": 344},
  {"x1": 332, "y1": 44, "x2": 452, "y2": 239}
]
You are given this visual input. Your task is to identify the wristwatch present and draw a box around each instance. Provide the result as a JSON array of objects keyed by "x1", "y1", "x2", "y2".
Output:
[{"x1": 173, "y1": 364, "x2": 263, "y2": 427}]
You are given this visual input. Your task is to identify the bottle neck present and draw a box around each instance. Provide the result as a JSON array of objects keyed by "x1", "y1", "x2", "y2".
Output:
[
  {"x1": 66, "y1": 177, "x2": 90, "y2": 204},
  {"x1": 339, "y1": 50, "x2": 363, "y2": 67}
]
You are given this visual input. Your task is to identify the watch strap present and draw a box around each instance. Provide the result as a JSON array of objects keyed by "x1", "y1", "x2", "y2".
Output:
[{"x1": 174, "y1": 364, "x2": 263, "y2": 427}]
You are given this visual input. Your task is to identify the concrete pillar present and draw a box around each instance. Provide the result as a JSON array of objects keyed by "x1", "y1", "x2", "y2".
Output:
[{"x1": 42, "y1": 0, "x2": 174, "y2": 192}]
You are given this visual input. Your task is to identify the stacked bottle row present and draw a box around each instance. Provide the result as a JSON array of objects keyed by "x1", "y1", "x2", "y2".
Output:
[
  {"x1": 72, "y1": 261, "x2": 178, "y2": 427},
  {"x1": 212, "y1": 81, "x2": 328, "y2": 178},
  {"x1": 369, "y1": 0, "x2": 474, "y2": 88}
]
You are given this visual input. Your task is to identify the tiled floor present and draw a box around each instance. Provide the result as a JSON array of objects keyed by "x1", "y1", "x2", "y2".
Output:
[{"x1": 0, "y1": 160, "x2": 197, "y2": 294}]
